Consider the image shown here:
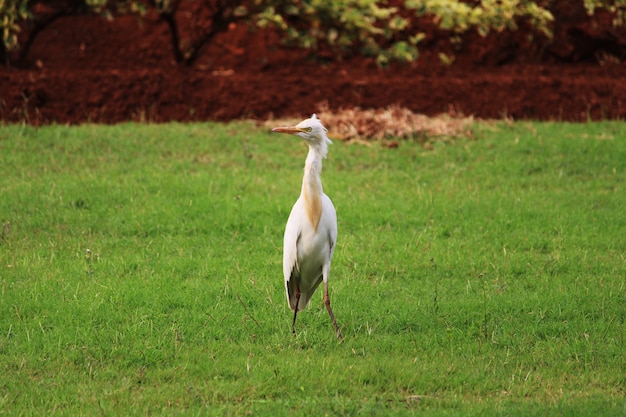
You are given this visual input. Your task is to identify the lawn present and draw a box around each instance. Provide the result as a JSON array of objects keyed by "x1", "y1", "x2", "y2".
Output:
[{"x1": 0, "y1": 121, "x2": 624, "y2": 416}]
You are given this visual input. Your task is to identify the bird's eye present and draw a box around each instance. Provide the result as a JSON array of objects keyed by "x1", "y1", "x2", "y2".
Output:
[{"x1": 303, "y1": 127, "x2": 312, "y2": 133}]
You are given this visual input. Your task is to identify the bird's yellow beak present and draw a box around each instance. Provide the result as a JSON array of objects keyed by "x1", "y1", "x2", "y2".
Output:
[{"x1": 271, "y1": 126, "x2": 305, "y2": 135}]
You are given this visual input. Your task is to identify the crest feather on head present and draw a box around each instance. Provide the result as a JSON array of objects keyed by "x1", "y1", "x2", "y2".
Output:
[{"x1": 309, "y1": 114, "x2": 331, "y2": 158}]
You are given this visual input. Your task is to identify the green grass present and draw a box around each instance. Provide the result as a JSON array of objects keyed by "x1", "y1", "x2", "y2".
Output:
[{"x1": 0, "y1": 121, "x2": 624, "y2": 416}]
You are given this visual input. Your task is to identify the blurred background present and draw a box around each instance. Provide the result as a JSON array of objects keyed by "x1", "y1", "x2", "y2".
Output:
[{"x1": 1, "y1": 0, "x2": 624, "y2": 124}]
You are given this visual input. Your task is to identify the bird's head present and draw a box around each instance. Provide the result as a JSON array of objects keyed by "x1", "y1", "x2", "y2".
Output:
[{"x1": 272, "y1": 114, "x2": 332, "y2": 158}]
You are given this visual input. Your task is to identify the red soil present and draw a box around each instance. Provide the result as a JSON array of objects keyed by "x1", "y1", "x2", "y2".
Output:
[{"x1": 1, "y1": 4, "x2": 625, "y2": 124}]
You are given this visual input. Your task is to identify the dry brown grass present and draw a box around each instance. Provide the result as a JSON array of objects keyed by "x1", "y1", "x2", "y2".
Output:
[{"x1": 265, "y1": 105, "x2": 474, "y2": 143}]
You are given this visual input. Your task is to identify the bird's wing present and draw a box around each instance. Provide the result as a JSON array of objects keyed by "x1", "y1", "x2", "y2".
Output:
[
  {"x1": 283, "y1": 206, "x2": 302, "y2": 311},
  {"x1": 322, "y1": 195, "x2": 337, "y2": 259},
  {"x1": 283, "y1": 204, "x2": 301, "y2": 284},
  {"x1": 321, "y1": 194, "x2": 337, "y2": 283}
]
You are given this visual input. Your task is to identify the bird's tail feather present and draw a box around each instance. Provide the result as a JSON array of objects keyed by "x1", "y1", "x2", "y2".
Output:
[{"x1": 287, "y1": 277, "x2": 323, "y2": 312}]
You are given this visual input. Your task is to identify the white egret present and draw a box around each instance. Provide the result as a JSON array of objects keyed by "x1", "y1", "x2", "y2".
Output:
[{"x1": 272, "y1": 114, "x2": 342, "y2": 340}]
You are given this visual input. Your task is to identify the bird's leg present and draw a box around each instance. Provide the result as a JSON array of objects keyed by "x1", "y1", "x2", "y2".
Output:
[
  {"x1": 324, "y1": 282, "x2": 343, "y2": 340},
  {"x1": 291, "y1": 287, "x2": 301, "y2": 335}
]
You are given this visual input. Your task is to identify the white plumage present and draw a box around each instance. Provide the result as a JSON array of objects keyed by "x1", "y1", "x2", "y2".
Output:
[{"x1": 272, "y1": 114, "x2": 342, "y2": 339}]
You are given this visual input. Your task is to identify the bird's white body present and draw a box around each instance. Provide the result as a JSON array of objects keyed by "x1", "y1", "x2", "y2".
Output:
[
  {"x1": 283, "y1": 186, "x2": 337, "y2": 312},
  {"x1": 272, "y1": 114, "x2": 342, "y2": 339}
]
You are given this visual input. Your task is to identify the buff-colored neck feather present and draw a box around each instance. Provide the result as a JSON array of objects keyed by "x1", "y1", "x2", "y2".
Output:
[{"x1": 301, "y1": 146, "x2": 324, "y2": 231}]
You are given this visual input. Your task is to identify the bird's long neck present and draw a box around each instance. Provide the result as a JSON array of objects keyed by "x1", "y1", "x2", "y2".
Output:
[{"x1": 301, "y1": 146, "x2": 324, "y2": 231}]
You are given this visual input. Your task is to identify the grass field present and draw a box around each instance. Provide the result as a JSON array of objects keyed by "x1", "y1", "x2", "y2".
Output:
[{"x1": 0, "y1": 121, "x2": 624, "y2": 416}]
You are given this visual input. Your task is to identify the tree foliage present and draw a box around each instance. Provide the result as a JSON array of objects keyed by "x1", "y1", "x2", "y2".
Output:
[
  {"x1": 406, "y1": 0, "x2": 554, "y2": 37},
  {"x1": 584, "y1": 0, "x2": 626, "y2": 25},
  {"x1": 0, "y1": 0, "x2": 28, "y2": 64},
  {"x1": 0, "y1": 0, "x2": 146, "y2": 66},
  {"x1": 255, "y1": 0, "x2": 421, "y2": 64},
  {"x1": 1, "y1": 0, "x2": 625, "y2": 67}
]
